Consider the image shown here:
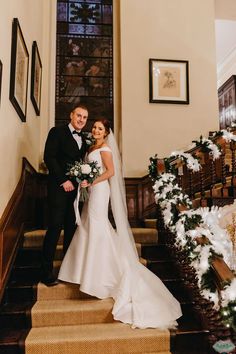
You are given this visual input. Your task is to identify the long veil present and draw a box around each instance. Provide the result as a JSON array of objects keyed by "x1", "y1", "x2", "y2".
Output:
[{"x1": 107, "y1": 130, "x2": 139, "y2": 265}]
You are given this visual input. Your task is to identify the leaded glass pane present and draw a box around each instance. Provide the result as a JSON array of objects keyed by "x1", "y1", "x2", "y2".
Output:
[
  {"x1": 69, "y1": 3, "x2": 102, "y2": 23},
  {"x1": 57, "y1": 3, "x2": 68, "y2": 21},
  {"x1": 56, "y1": 0, "x2": 113, "y2": 127}
]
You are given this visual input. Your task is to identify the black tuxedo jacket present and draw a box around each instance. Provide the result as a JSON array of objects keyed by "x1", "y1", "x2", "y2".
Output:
[{"x1": 44, "y1": 124, "x2": 88, "y2": 187}]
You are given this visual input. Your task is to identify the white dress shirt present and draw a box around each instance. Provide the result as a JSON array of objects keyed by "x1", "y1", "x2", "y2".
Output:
[{"x1": 68, "y1": 123, "x2": 82, "y2": 149}]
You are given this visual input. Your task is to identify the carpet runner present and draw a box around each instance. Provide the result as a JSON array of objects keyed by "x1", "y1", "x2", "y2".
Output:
[{"x1": 23, "y1": 226, "x2": 172, "y2": 354}]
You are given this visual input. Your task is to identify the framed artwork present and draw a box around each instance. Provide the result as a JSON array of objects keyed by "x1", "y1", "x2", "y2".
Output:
[
  {"x1": 0, "y1": 60, "x2": 2, "y2": 105},
  {"x1": 9, "y1": 18, "x2": 29, "y2": 122},
  {"x1": 149, "y1": 59, "x2": 189, "y2": 104},
  {"x1": 31, "y1": 41, "x2": 42, "y2": 115}
]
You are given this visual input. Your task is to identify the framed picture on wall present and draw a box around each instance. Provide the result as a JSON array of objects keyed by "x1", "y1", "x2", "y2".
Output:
[
  {"x1": 0, "y1": 60, "x2": 2, "y2": 106},
  {"x1": 149, "y1": 59, "x2": 189, "y2": 104},
  {"x1": 9, "y1": 18, "x2": 29, "y2": 122},
  {"x1": 31, "y1": 41, "x2": 42, "y2": 115}
]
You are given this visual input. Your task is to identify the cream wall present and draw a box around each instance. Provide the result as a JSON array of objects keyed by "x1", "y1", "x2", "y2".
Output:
[
  {"x1": 0, "y1": 0, "x2": 56, "y2": 216},
  {"x1": 215, "y1": 1, "x2": 236, "y2": 88},
  {"x1": 119, "y1": 0, "x2": 219, "y2": 177}
]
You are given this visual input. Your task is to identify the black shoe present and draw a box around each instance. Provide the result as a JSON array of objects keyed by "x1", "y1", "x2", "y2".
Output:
[{"x1": 41, "y1": 275, "x2": 59, "y2": 287}]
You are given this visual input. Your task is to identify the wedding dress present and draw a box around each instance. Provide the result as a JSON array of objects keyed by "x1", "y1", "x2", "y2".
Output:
[{"x1": 58, "y1": 133, "x2": 182, "y2": 329}]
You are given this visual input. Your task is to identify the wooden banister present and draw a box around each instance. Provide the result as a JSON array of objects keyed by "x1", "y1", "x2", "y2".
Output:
[{"x1": 0, "y1": 158, "x2": 37, "y2": 303}]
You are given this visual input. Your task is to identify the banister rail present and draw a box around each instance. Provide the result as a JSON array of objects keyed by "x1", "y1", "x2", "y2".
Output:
[{"x1": 151, "y1": 128, "x2": 236, "y2": 343}]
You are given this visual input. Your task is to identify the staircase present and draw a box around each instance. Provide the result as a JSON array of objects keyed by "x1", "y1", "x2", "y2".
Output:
[{"x1": 0, "y1": 220, "x2": 210, "y2": 354}]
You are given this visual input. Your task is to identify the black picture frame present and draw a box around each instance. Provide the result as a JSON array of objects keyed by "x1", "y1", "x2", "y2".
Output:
[
  {"x1": 149, "y1": 58, "x2": 189, "y2": 104},
  {"x1": 9, "y1": 18, "x2": 29, "y2": 122},
  {"x1": 31, "y1": 41, "x2": 42, "y2": 115},
  {"x1": 0, "y1": 60, "x2": 2, "y2": 106}
]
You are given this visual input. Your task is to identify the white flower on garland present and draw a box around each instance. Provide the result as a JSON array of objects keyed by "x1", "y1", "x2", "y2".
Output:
[
  {"x1": 191, "y1": 244, "x2": 212, "y2": 284},
  {"x1": 221, "y1": 130, "x2": 236, "y2": 142},
  {"x1": 150, "y1": 130, "x2": 236, "y2": 315},
  {"x1": 198, "y1": 207, "x2": 232, "y2": 266},
  {"x1": 221, "y1": 279, "x2": 236, "y2": 307},
  {"x1": 202, "y1": 137, "x2": 221, "y2": 160},
  {"x1": 171, "y1": 150, "x2": 201, "y2": 172}
]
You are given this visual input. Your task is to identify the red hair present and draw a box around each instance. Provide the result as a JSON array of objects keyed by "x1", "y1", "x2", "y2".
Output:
[{"x1": 94, "y1": 119, "x2": 111, "y2": 136}]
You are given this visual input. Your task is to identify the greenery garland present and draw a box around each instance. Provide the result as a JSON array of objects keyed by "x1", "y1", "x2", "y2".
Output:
[{"x1": 149, "y1": 128, "x2": 236, "y2": 330}]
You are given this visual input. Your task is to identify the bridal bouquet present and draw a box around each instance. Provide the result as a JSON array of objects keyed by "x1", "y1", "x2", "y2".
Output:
[{"x1": 67, "y1": 160, "x2": 100, "y2": 201}]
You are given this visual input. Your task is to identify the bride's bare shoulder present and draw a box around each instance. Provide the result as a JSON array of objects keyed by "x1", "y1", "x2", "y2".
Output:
[{"x1": 100, "y1": 144, "x2": 112, "y2": 153}]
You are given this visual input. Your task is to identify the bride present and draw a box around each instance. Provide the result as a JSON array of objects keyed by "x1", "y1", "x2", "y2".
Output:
[{"x1": 58, "y1": 119, "x2": 182, "y2": 329}]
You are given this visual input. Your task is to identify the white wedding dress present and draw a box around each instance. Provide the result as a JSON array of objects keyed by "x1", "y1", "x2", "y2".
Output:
[{"x1": 58, "y1": 146, "x2": 182, "y2": 329}]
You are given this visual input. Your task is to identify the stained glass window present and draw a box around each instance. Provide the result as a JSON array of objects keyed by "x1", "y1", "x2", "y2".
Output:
[{"x1": 56, "y1": 0, "x2": 113, "y2": 129}]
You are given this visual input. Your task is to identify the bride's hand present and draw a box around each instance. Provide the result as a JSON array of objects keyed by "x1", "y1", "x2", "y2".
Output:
[{"x1": 81, "y1": 180, "x2": 90, "y2": 188}]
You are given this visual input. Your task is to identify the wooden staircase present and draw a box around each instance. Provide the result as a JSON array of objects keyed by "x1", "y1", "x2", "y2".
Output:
[{"x1": 0, "y1": 220, "x2": 210, "y2": 354}]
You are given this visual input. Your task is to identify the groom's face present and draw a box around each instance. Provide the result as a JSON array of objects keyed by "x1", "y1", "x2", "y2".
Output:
[{"x1": 70, "y1": 107, "x2": 88, "y2": 131}]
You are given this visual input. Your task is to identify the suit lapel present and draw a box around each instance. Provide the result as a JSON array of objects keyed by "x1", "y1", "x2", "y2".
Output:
[{"x1": 65, "y1": 124, "x2": 86, "y2": 153}]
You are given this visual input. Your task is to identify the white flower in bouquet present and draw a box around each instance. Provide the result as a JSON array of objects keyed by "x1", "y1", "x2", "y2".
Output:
[
  {"x1": 81, "y1": 164, "x2": 92, "y2": 174},
  {"x1": 67, "y1": 160, "x2": 100, "y2": 201}
]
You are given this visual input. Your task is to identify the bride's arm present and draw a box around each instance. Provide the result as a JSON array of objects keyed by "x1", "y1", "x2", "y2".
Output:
[{"x1": 81, "y1": 151, "x2": 114, "y2": 187}]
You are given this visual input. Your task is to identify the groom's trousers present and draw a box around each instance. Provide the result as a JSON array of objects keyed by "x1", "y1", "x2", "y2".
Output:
[{"x1": 41, "y1": 181, "x2": 77, "y2": 277}]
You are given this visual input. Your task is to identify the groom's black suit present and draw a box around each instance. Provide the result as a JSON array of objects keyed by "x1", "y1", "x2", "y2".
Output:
[{"x1": 42, "y1": 124, "x2": 88, "y2": 279}]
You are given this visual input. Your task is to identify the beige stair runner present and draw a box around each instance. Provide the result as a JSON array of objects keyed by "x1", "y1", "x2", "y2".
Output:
[{"x1": 24, "y1": 221, "x2": 171, "y2": 353}]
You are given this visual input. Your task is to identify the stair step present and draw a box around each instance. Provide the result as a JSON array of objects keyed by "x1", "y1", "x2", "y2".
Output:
[
  {"x1": 132, "y1": 228, "x2": 158, "y2": 243},
  {"x1": 23, "y1": 230, "x2": 63, "y2": 248},
  {"x1": 163, "y1": 280, "x2": 191, "y2": 303},
  {"x1": 11, "y1": 256, "x2": 148, "y2": 283},
  {"x1": 31, "y1": 298, "x2": 114, "y2": 327},
  {"x1": 141, "y1": 244, "x2": 171, "y2": 261},
  {"x1": 0, "y1": 328, "x2": 29, "y2": 354},
  {"x1": 25, "y1": 322, "x2": 170, "y2": 354},
  {"x1": 0, "y1": 302, "x2": 33, "y2": 329},
  {"x1": 144, "y1": 219, "x2": 157, "y2": 228},
  {"x1": 16, "y1": 243, "x2": 143, "y2": 266},
  {"x1": 172, "y1": 330, "x2": 209, "y2": 354},
  {"x1": 147, "y1": 261, "x2": 179, "y2": 279},
  {"x1": 23, "y1": 228, "x2": 158, "y2": 249},
  {"x1": 37, "y1": 282, "x2": 93, "y2": 301},
  {"x1": 5, "y1": 282, "x2": 37, "y2": 303}
]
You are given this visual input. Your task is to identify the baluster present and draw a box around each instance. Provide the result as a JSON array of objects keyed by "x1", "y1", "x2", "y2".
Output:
[
  {"x1": 188, "y1": 170, "x2": 193, "y2": 199},
  {"x1": 230, "y1": 141, "x2": 236, "y2": 185},
  {"x1": 211, "y1": 157, "x2": 216, "y2": 186},
  {"x1": 210, "y1": 156, "x2": 217, "y2": 197},
  {"x1": 221, "y1": 148, "x2": 228, "y2": 197},
  {"x1": 200, "y1": 165, "x2": 208, "y2": 207},
  {"x1": 229, "y1": 141, "x2": 236, "y2": 197}
]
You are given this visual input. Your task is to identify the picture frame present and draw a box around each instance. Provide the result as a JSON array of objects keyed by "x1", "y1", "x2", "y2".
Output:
[
  {"x1": 149, "y1": 59, "x2": 189, "y2": 104},
  {"x1": 9, "y1": 18, "x2": 29, "y2": 122},
  {"x1": 0, "y1": 60, "x2": 2, "y2": 106},
  {"x1": 31, "y1": 41, "x2": 42, "y2": 115}
]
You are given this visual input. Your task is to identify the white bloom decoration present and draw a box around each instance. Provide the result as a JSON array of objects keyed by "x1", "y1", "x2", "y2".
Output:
[
  {"x1": 170, "y1": 150, "x2": 201, "y2": 172},
  {"x1": 81, "y1": 164, "x2": 92, "y2": 174},
  {"x1": 150, "y1": 130, "x2": 236, "y2": 311}
]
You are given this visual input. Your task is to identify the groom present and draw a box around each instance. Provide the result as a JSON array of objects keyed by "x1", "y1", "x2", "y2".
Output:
[{"x1": 41, "y1": 104, "x2": 89, "y2": 286}]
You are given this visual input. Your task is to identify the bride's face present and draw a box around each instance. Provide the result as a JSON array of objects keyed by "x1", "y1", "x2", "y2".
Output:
[{"x1": 92, "y1": 122, "x2": 106, "y2": 140}]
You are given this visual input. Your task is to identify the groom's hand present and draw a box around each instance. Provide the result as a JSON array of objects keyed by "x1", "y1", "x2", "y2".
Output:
[{"x1": 61, "y1": 180, "x2": 75, "y2": 192}]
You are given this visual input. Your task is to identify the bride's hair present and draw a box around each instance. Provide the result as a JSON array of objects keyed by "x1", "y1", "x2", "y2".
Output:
[{"x1": 94, "y1": 118, "x2": 110, "y2": 137}]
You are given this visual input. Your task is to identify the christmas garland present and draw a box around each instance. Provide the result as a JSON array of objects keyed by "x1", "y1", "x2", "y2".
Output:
[{"x1": 149, "y1": 128, "x2": 236, "y2": 329}]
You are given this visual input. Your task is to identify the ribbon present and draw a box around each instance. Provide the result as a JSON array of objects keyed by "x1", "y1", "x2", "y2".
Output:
[{"x1": 74, "y1": 185, "x2": 81, "y2": 225}]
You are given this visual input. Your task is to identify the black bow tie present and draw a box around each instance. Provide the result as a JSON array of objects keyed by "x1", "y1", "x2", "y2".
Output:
[{"x1": 72, "y1": 130, "x2": 82, "y2": 136}]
